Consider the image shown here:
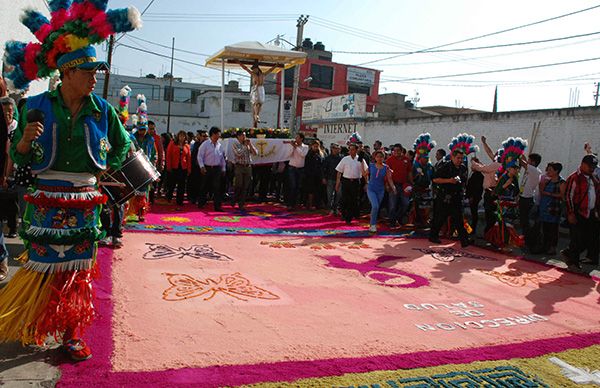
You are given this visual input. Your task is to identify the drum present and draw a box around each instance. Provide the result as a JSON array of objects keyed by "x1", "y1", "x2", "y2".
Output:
[{"x1": 101, "y1": 150, "x2": 160, "y2": 206}]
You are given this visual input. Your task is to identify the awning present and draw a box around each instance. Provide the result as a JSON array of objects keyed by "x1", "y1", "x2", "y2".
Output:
[{"x1": 205, "y1": 41, "x2": 307, "y2": 73}]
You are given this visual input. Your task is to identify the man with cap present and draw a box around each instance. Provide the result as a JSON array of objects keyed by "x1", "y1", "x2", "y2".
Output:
[
  {"x1": 0, "y1": 0, "x2": 140, "y2": 360},
  {"x1": 563, "y1": 154, "x2": 600, "y2": 270}
]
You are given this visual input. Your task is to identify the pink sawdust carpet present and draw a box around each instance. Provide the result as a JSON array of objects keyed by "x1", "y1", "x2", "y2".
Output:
[
  {"x1": 142, "y1": 200, "x2": 386, "y2": 231},
  {"x1": 57, "y1": 232, "x2": 600, "y2": 387}
]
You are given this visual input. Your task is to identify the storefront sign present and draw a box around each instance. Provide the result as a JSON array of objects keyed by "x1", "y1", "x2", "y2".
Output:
[
  {"x1": 302, "y1": 93, "x2": 367, "y2": 122},
  {"x1": 347, "y1": 67, "x2": 376, "y2": 87},
  {"x1": 311, "y1": 122, "x2": 365, "y2": 146}
]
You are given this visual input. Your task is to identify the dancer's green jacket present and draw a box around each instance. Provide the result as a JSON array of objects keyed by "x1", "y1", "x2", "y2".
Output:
[{"x1": 10, "y1": 87, "x2": 131, "y2": 173}]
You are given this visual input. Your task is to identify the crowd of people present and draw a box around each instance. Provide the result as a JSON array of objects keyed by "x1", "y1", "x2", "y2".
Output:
[
  {"x1": 92, "y1": 116, "x2": 600, "y2": 274},
  {"x1": 0, "y1": 0, "x2": 597, "y2": 367}
]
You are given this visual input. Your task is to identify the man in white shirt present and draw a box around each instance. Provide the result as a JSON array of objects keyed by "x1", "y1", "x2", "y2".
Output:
[
  {"x1": 335, "y1": 144, "x2": 367, "y2": 224},
  {"x1": 286, "y1": 133, "x2": 309, "y2": 209},
  {"x1": 197, "y1": 126, "x2": 227, "y2": 211},
  {"x1": 519, "y1": 153, "x2": 542, "y2": 249}
]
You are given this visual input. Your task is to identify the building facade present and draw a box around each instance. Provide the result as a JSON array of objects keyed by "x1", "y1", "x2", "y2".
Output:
[
  {"x1": 362, "y1": 106, "x2": 600, "y2": 177},
  {"x1": 95, "y1": 74, "x2": 279, "y2": 133},
  {"x1": 271, "y1": 39, "x2": 381, "y2": 130}
]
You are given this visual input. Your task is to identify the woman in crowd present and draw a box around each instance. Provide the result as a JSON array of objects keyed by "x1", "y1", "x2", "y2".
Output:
[
  {"x1": 364, "y1": 150, "x2": 396, "y2": 233},
  {"x1": 538, "y1": 162, "x2": 566, "y2": 255},
  {"x1": 166, "y1": 130, "x2": 192, "y2": 209},
  {"x1": 303, "y1": 140, "x2": 324, "y2": 209}
]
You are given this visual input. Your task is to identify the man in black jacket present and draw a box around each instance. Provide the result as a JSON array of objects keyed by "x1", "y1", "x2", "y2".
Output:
[{"x1": 429, "y1": 149, "x2": 472, "y2": 247}]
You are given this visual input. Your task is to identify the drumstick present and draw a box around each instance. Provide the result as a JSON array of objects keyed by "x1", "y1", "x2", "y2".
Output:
[{"x1": 98, "y1": 182, "x2": 127, "y2": 187}]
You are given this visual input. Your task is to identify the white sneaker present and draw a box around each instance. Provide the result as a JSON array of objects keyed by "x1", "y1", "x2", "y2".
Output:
[
  {"x1": 98, "y1": 237, "x2": 112, "y2": 246},
  {"x1": 369, "y1": 225, "x2": 377, "y2": 233}
]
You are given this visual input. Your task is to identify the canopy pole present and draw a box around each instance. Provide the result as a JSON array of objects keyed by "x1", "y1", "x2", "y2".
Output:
[
  {"x1": 279, "y1": 67, "x2": 285, "y2": 128},
  {"x1": 221, "y1": 60, "x2": 225, "y2": 130}
]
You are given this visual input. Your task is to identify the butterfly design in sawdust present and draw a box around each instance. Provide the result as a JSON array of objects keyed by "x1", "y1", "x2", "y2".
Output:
[
  {"x1": 477, "y1": 269, "x2": 576, "y2": 287},
  {"x1": 162, "y1": 272, "x2": 280, "y2": 302},
  {"x1": 143, "y1": 244, "x2": 233, "y2": 261}
]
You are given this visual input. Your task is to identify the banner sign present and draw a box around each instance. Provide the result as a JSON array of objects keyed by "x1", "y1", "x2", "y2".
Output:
[
  {"x1": 310, "y1": 122, "x2": 366, "y2": 146},
  {"x1": 347, "y1": 67, "x2": 376, "y2": 87},
  {"x1": 222, "y1": 138, "x2": 292, "y2": 165},
  {"x1": 302, "y1": 93, "x2": 367, "y2": 122}
]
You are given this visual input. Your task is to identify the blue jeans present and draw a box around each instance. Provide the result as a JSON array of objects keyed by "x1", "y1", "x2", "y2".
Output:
[
  {"x1": 326, "y1": 179, "x2": 340, "y2": 212},
  {"x1": 388, "y1": 183, "x2": 409, "y2": 224},
  {"x1": 367, "y1": 188, "x2": 385, "y2": 226}
]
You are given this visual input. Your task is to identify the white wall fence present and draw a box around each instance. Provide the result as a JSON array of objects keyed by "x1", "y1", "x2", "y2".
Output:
[{"x1": 362, "y1": 107, "x2": 600, "y2": 176}]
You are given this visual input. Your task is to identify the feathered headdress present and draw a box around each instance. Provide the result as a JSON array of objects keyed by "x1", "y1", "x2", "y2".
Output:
[
  {"x1": 413, "y1": 133, "x2": 436, "y2": 159},
  {"x1": 135, "y1": 94, "x2": 148, "y2": 129},
  {"x1": 448, "y1": 133, "x2": 479, "y2": 155},
  {"x1": 347, "y1": 132, "x2": 362, "y2": 145},
  {"x1": 3, "y1": 0, "x2": 142, "y2": 91},
  {"x1": 497, "y1": 137, "x2": 527, "y2": 174},
  {"x1": 117, "y1": 85, "x2": 131, "y2": 125}
]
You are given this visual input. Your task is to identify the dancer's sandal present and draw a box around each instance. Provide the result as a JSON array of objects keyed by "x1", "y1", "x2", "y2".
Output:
[{"x1": 63, "y1": 339, "x2": 92, "y2": 361}]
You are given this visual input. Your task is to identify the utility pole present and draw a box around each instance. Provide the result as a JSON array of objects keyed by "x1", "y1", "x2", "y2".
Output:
[
  {"x1": 594, "y1": 82, "x2": 599, "y2": 106},
  {"x1": 102, "y1": 35, "x2": 115, "y2": 99},
  {"x1": 290, "y1": 15, "x2": 309, "y2": 132},
  {"x1": 166, "y1": 37, "x2": 175, "y2": 134}
]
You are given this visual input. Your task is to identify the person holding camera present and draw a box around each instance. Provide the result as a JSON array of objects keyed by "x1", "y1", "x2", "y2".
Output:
[{"x1": 429, "y1": 149, "x2": 472, "y2": 247}]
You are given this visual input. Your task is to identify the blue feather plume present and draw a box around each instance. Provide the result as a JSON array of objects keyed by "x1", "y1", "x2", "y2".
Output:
[
  {"x1": 48, "y1": 0, "x2": 72, "y2": 12},
  {"x1": 20, "y1": 9, "x2": 50, "y2": 35},
  {"x1": 106, "y1": 7, "x2": 141, "y2": 33},
  {"x1": 4, "y1": 41, "x2": 27, "y2": 66},
  {"x1": 87, "y1": 0, "x2": 109, "y2": 11}
]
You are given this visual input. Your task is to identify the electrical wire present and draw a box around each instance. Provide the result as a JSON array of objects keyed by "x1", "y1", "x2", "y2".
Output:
[
  {"x1": 115, "y1": 42, "x2": 338, "y2": 97},
  {"x1": 123, "y1": 35, "x2": 211, "y2": 57},
  {"x1": 115, "y1": 0, "x2": 158, "y2": 43},
  {"x1": 357, "y1": 4, "x2": 600, "y2": 65},
  {"x1": 381, "y1": 56, "x2": 600, "y2": 82},
  {"x1": 330, "y1": 30, "x2": 600, "y2": 55},
  {"x1": 369, "y1": 36, "x2": 600, "y2": 67}
]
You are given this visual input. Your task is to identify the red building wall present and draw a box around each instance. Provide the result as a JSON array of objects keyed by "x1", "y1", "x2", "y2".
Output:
[{"x1": 277, "y1": 58, "x2": 381, "y2": 125}]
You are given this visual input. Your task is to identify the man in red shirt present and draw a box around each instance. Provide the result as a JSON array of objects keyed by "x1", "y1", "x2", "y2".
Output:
[
  {"x1": 562, "y1": 154, "x2": 599, "y2": 270},
  {"x1": 386, "y1": 144, "x2": 413, "y2": 227}
]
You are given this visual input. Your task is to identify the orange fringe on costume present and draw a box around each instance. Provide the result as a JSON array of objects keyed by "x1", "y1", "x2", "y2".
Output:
[
  {"x1": 485, "y1": 223, "x2": 524, "y2": 248},
  {"x1": 0, "y1": 255, "x2": 98, "y2": 346},
  {"x1": 126, "y1": 194, "x2": 149, "y2": 220}
]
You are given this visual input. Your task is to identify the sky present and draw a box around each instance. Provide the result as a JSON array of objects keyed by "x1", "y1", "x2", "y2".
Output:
[{"x1": 105, "y1": 0, "x2": 600, "y2": 112}]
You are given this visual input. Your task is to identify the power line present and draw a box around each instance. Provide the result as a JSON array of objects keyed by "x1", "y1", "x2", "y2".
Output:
[
  {"x1": 369, "y1": 36, "x2": 600, "y2": 67},
  {"x1": 115, "y1": 0, "x2": 158, "y2": 43},
  {"x1": 309, "y1": 18, "x2": 500, "y2": 69},
  {"x1": 357, "y1": 4, "x2": 600, "y2": 65},
  {"x1": 115, "y1": 42, "x2": 337, "y2": 97},
  {"x1": 124, "y1": 35, "x2": 211, "y2": 57},
  {"x1": 381, "y1": 71, "x2": 600, "y2": 86},
  {"x1": 381, "y1": 56, "x2": 600, "y2": 82},
  {"x1": 141, "y1": 13, "x2": 297, "y2": 23},
  {"x1": 330, "y1": 30, "x2": 600, "y2": 55}
]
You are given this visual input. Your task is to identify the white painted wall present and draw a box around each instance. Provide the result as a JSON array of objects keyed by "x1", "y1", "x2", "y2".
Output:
[
  {"x1": 105, "y1": 91, "x2": 279, "y2": 133},
  {"x1": 0, "y1": 0, "x2": 50, "y2": 96},
  {"x1": 362, "y1": 107, "x2": 600, "y2": 176}
]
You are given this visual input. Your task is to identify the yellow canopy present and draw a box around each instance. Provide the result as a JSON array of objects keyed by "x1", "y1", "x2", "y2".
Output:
[{"x1": 205, "y1": 41, "x2": 307, "y2": 73}]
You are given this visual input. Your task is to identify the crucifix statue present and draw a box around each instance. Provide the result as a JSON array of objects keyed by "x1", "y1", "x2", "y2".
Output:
[{"x1": 237, "y1": 60, "x2": 278, "y2": 128}]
